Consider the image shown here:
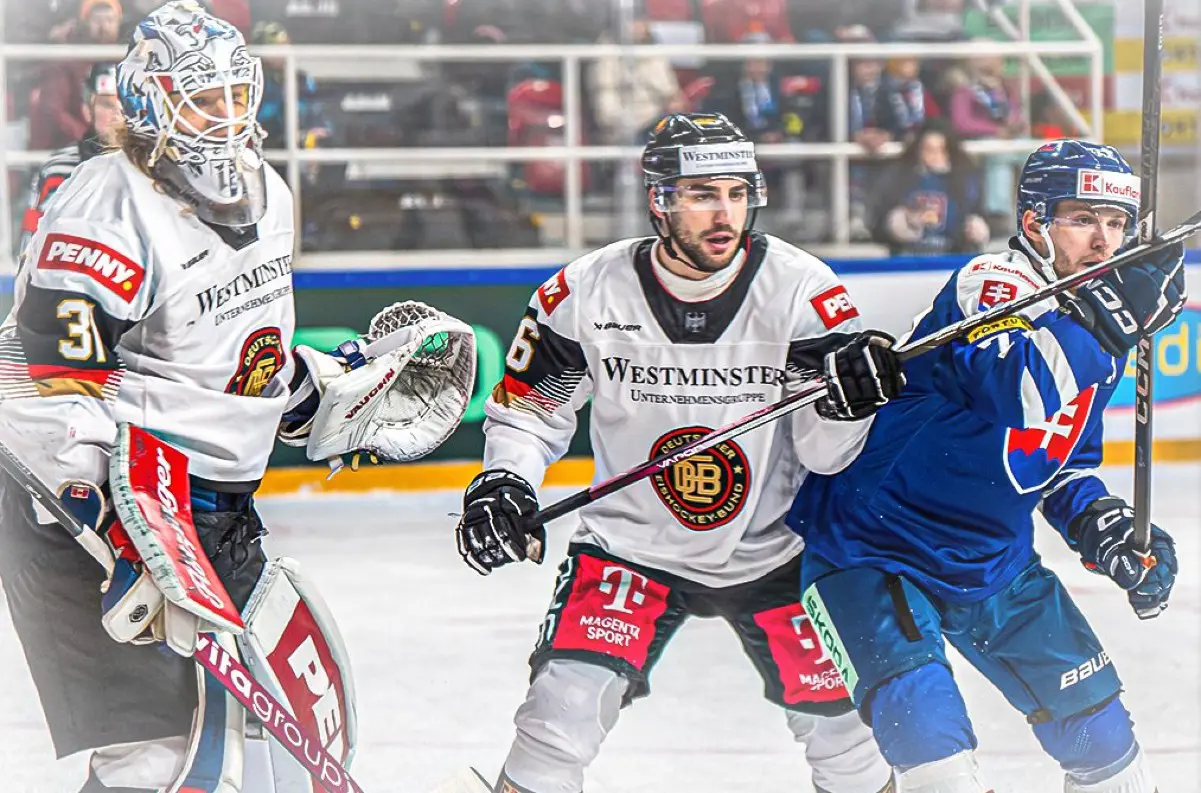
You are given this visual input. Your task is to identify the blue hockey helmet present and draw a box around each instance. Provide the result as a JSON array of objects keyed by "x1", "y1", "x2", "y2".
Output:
[{"x1": 1016, "y1": 140, "x2": 1140, "y2": 230}]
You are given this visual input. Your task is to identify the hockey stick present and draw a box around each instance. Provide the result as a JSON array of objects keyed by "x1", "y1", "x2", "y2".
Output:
[
  {"x1": 0, "y1": 438, "x2": 495, "y2": 793},
  {"x1": 1132, "y1": 0, "x2": 1165, "y2": 552},
  {"x1": 529, "y1": 212, "x2": 1201, "y2": 529}
]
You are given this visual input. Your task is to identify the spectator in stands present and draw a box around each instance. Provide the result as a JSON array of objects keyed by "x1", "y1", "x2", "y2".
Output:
[
  {"x1": 30, "y1": 0, "x2": 122, "y2": 151},
  {"x1": 948, "y1": 47, "x2": 1024, "y2": 228},
  {"x1": 701, "y1": 0, "x2": 794, "y2": 44},
  {"x1": 870, "y1": 119, "x2": 989, "y2": 256},
  {"x1": 881, "y1": 56, "x2": 938, "y2": 140},
  {"x1": 703, "y1": 31, "x2": 787, "y2": 143},
  {"x1": 588, "y1": 17, "x2": 686, "y2": 145},
  {"x1": 786, "y1": 0, "x2": 908, "y2": 43},
  {"x1": 20, "y1": 63, "x2": 121, "y2": 256},
  {"x1": 845, "y1": 26, "x2": 895, "y2": 154},
  {"x1": 1031, "y1": 90, "x2": 1082, "y2": 140},
  {"x1": 894, "y1": 0, "x2": 968, "y2": 42},
  {"x1": 948, "y1": 49, "x2": 1022, "y2": 140},
  {"x1": 253, "y1": 21, "x2": 331, "y2": 151}
]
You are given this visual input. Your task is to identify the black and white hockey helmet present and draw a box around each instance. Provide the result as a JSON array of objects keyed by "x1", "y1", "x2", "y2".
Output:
[{"x1": 641, "y1": 112, "x2": 767, "y2": 211}]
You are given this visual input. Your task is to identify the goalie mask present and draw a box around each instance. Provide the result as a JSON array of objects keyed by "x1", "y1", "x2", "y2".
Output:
[{"x1": 118, "y1": 0, "x2": 267, "y2": 227}]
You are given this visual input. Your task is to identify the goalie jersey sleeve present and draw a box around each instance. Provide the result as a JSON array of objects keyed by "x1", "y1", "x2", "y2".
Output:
[
  {"x1": 2, "y1": 202, "x2": 150, "y2": 489},
  {"x1": 484, "y1": 234, "x2": 873, "y2": 587},
  {"x1": 0, "y1": 152, "x2": 296, "y2": 495},
  {"x1": 787, "y1": 242, "x2": 1123, "y2": 603}
]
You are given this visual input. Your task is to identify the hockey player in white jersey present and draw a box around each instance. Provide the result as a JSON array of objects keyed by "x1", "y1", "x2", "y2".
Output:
[
  {"x1": 455, "y1": 113, "x2": 906, "y2": 793},
  {"x1": 0, "y1": 3, "x2": 473, "y2": 792}
]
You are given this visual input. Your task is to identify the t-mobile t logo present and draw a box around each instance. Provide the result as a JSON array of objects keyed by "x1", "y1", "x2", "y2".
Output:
[{"x1": 598, "y1": 566, "x2": 648, "y2": 614}]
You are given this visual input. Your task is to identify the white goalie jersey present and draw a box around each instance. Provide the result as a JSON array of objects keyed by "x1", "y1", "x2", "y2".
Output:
[
  {"x1": 0, "y1": 151, "x2": 295, "y2": 494},
  {"x1": 485, "y1": 232, "x2": 873, "y2": 586}
]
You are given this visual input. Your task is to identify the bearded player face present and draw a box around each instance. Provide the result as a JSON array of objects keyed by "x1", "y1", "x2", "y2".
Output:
[{"x1": 652, "y1": 176, "x2": 751, "y2": 273}]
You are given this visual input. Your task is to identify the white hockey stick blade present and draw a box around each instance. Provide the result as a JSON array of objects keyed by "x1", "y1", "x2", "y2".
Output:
[{"x1": 422, "y1": 767, "x2": 492, "y2": 793}]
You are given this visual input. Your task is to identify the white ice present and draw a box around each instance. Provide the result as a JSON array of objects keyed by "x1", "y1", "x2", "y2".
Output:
[{"x1": 1, "y1": 463, "x2": 1197, "y2": 793}]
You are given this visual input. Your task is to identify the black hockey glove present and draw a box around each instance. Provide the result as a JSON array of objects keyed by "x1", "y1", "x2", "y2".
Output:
[
  {"x1": 456, "y1": 469, "x2": 546, "y2": 576},
  {"x1": 817, "y1": 331, "x2": 906, "y2": 421},
  {"x1": 1069, "y1": 496, "x2": 1177, "y2": 619},
  {"x1": 1066, "y1": 238, "x2": 1186, "y2": 358}
]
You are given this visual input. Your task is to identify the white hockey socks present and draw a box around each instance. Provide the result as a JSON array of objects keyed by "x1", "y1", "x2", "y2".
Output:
[
  {"x1": 894, "y1": 750, "x2": 991, "y2": 793},
  {"x1": 1065, "y1": 746, "x2": 1156, "y2": 793}
]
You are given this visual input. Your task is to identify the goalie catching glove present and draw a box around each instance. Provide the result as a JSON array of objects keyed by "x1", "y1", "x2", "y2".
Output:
[{"x1": 279, "y1": 301, "x2": 477, "y2": 472}]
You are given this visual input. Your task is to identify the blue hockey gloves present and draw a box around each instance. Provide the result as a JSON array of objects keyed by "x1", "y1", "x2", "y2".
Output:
[
  {"x1": 1069, "y1": 496, "x2": 1177, "y2": 619},
  {"x1": 456, "y1": 469, "x2": 546, "y2": 575},
  {"x1": 1067, "y1": 238, "x2": 1186, "y2": 357}
]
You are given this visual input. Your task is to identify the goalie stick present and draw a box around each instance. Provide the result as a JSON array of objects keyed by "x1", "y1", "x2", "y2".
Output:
[
  {"x1": 0, "y1": 436, "x2": 491, "y2": 793},
  {"x1": 1132, "y1": 0, "x2": 1165, "y2": 552},
  {"x1": 528, "y1": 211, "x2": 1201, "y2": 532}
]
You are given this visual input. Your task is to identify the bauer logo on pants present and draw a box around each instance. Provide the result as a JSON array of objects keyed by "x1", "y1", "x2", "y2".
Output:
[{"x1": 649, "y1": 426, "x2": 750, "y2": 530}]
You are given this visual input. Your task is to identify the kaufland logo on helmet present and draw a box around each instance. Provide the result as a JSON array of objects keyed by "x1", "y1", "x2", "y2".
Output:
[
  {"x1": 1076, "y1": 170, "x2": 1140, "y2": 207},
  {"x1": 679, "y1": 143, "x2": 757, "y2": 176}
]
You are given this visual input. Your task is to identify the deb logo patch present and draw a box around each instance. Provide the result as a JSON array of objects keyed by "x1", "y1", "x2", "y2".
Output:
[
  {"x1": 978, "y1": 279, "x2": 1019, "y2": 310},
  {"x1": 810, "y1": 285, "x2": 859, "y2": 329},
  {"x1": 537, "y1": 269, "x2": 570, "y2": 316},
  {"x1": 38, "y1": 233, "x2": 145, "y2": 302},
  {"x1": 1003, "y1": 385, "x2": 1097, "y2": 493}
]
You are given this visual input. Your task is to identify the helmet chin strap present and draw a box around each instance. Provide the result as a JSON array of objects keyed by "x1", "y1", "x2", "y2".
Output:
[{"x1": 1017, "y1": 219, "x2": 1059, "y2": 284}]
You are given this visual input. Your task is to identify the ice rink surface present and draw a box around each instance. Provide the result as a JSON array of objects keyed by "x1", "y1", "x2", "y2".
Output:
[{"x1": 1, "y1": 463, "x2": 1197, "y2": 793}]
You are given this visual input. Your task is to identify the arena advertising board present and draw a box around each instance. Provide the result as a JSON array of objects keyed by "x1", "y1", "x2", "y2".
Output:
[
  {"x1": 270, "y1": 261, "x2": 1201, "y2": 466},
  {"x1": 3, "y1": 261, "x2": 1198, "y2": 471}
]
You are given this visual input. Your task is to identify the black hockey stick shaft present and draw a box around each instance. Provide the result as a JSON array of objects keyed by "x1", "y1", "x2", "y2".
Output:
[
  {"x1": 1133, "y1": 0, "x2": 1165, "y2": 552},
  {"x1": 530, "y1": 213, "x2": 1201, "y2": 528}
]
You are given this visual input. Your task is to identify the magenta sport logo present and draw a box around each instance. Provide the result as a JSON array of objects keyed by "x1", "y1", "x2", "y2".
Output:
[{"x1": 1110, "y1": 303, "x2": 1201, "y2": 409}]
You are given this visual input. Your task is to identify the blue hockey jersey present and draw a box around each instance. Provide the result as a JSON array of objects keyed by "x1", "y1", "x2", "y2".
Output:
[{"x1": 786, "y1": 239, "x2": 1123, "y2": 603}]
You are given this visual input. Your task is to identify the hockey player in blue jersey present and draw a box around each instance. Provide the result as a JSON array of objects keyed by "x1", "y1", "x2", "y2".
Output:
[{"x1": 786, "y1": 139, "x2": 1186, "y2": 793}]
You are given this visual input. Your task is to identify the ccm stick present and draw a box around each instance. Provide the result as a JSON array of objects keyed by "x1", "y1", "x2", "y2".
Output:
[
  {"x1": 528, "y1": 211, "x2": 1201, "y2": 533},
  {"x1": 1132, "y1": 0, "x2": 1165, "y2": 551}
]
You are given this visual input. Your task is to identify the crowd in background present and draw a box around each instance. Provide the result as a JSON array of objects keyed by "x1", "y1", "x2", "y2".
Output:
[{"x1": 4, "y1": 0, "x2": 1076, "y2": 257}]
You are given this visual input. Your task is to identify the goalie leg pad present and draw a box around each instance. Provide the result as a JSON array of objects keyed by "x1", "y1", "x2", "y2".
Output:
[
  {"x1": 501, "y1": 659, "x2": 628, "y2": 793},
  {"x1": 236, "y1": 557, "x2": 357, "y2": 793}
]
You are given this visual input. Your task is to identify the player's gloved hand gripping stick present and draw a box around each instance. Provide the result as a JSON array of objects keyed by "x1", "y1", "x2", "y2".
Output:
[{"x1": 524, "y1": 212, "x2": 1201, "y2": 554}]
